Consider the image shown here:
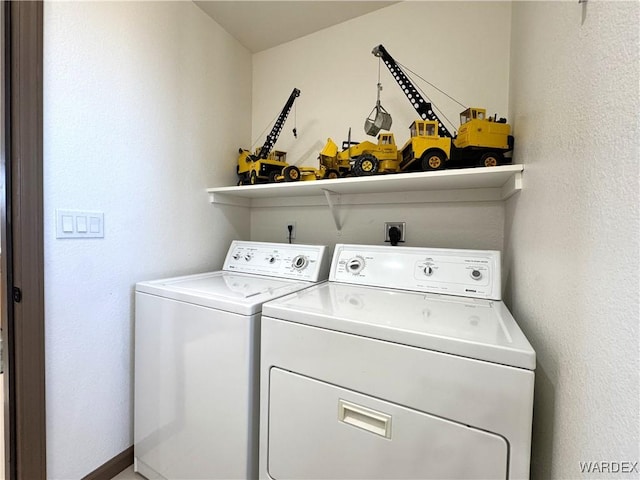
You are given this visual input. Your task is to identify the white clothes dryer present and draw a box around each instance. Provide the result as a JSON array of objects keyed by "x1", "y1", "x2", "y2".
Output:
[
  {"x1": 259, "y1": 244, "x2": 535, "y2": 480},
  {"x1": 134, "y1": 241, "x2": 329, "y2": 480}
]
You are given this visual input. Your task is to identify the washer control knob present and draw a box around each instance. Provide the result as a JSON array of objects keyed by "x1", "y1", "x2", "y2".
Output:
[
  {"x1": 232, "y1": 253, "x2": 241, "y2": 261},
  {"x1": 267, "y1": 255, "x2": 276, "y2": 264},
  {"x1": 244, "y1": 253, "x2": 253, "y2": 262},
  {"x1": 292, "y1": 255, "x2": 308, "y2": 270},
  {"x1": 423, "y1": 266, "x2": 434, "y2": 276},
  {"x1": 470, "y1": 269, "x2": 483, "y2": 280},
  {"x1": 346, "y1": 256, "x2": 365, "y2": 275}
]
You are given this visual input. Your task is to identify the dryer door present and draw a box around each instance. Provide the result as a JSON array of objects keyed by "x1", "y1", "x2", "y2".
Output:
[{"x1": 267, "y1": 368, "x2": 508, "y2": 480}]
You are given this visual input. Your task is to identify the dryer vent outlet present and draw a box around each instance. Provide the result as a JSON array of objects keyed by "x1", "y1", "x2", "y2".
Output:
[{"x1": 384, "y1": 222, "x2": 406, "y2": 244}]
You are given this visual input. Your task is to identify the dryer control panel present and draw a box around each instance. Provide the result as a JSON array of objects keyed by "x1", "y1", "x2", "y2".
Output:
[
  {"x1": 330, "y1": 244, "x2": 501, "y2": 300},
  {"x1": 223, "y1": 241, "x2": 330, "y2": 282}
]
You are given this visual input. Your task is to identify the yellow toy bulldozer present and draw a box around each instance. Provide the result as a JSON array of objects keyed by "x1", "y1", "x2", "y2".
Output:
[{"x1": 319, "y1": 132, "x2": 401, "y2": 177}]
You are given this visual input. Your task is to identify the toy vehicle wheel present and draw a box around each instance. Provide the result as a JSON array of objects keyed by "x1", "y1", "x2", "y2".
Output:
[
  {"x1": 237, "y1": 172, "x2": 248, "y2": 185},
  {"x1": 283, "y1": 165, "x2": 301, "y2": 182},
  {"x1": 420, "y1": 150, "x2": 446, "y2": 171},
  {"x1": 353, "y1": 154, "x2": 379, "y2": 176},
  {"x1": 479, "y1": 152, "x2": 503, "y2": 167},
  {"x1": 324, "y1": 169, "x2": 340, "y2": 180},
  {"x1": 250, "y1": 171, "x2": 258, "y2": 185},
  {"x1": 268, "y1": 171, "x2": 279, "y2": 183}
]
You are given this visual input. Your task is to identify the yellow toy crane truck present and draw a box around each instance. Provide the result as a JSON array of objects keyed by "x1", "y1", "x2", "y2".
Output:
[
  {"x1": 237, "y1": 88, "x2": 300, "y2": 185},
  {"x1": 372, "y1": 44, "x2": 514, "y2": 169}
]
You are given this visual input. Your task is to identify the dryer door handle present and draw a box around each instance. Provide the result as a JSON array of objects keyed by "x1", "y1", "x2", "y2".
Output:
[{"x1": 338, "y1": 399, "x2": 392, "y2": 439}]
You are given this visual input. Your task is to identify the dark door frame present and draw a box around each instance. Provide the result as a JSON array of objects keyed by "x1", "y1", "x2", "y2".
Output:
[{"x1": 2, "y1": 1, "x2": 46, "y2": 479}]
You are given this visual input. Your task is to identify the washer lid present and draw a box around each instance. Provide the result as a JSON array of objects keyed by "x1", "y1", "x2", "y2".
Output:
[
  {"x1": 262, "y1": 282, "x2": 536, "y2": 370},
  {"x1": 136, "y1": 271, "x2": 319, "y2": 316}
]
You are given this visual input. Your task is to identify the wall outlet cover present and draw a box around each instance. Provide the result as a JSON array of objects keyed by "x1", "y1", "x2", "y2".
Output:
[{"x1": 384, "y1": 222, "x2": 406, "y2": 243}]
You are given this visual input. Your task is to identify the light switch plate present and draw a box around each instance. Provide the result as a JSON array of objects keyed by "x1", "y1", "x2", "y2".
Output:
[{"x1": 56, "y1": 210, "x2": 104, "y2": 238}]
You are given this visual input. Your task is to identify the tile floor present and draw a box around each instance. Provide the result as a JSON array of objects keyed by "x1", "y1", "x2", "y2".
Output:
[{"x1": 111, "y1": 465, "x2": 143, "y2": 479}]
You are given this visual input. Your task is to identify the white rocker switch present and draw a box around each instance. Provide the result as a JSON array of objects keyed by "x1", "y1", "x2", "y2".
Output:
[
  {"x1": 62, "y1": 215, "x2": 74, "y2": 233},
  {"x1": 76, "y1": 216, "x2": 88, "y2": 233}
]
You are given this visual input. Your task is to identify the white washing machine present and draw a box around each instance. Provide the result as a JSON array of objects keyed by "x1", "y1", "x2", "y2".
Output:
[
  {"x1": 259, "y1": 244, "x2": 535, "y2": 480},
  {"x1": 134, "y1": 241, "x2": 330, "y2": 480}
]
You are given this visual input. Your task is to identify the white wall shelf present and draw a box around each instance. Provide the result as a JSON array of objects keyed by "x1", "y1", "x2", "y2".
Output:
[{"x1": 207, "y1": 165, "x2": 523, "y2": 230}]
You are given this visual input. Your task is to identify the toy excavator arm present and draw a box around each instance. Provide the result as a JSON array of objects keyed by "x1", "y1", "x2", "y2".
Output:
[{"x1": 372, "y1": 44, "x2": 452, "y2": 138}]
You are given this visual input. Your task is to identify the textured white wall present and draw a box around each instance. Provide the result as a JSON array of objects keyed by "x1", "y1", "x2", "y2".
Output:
[
  {"x1": 250, "y1": 201, "x2": 505, "y2": 251},
  {"x1": 506, "y1": 2, "x2": 639, "y2": 478},
  {"x1": 43, "y1": 2, "x2": 251, "y2": 478},
  {"x1": 250, "y1": 1, "x2": 511, "y2": 250}
]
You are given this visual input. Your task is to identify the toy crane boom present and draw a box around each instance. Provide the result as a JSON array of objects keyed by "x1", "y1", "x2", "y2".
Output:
[
  {"x1": 236, "y1": 88, "x2": 300, "y2": 185},
  {"x1": 372, "y1": 44, "x2": 452, "y2": 138},
  {"x1": 256, "y1": 88, "x2": 301, "y2": 160}
]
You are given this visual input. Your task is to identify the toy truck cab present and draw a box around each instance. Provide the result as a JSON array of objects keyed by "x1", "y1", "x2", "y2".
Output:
[
  {"x1": 454, "y1": 108, "x2": 513, "y2": 166},
  {"x1": 237, "y1": 148, "x2": 289, "y2": 185},
  {"x1": 460, "y1": 107, "x2": 485, "y2": 124},
  {"x1": 373, "y1": 132, "x2": 401, "y2": 173},
  {"x1": 399, "y1": 120, "x2": 452, "y2": 171},
  {"x1": 378, "y1": 132, "x2": 396, "y2": 149}
]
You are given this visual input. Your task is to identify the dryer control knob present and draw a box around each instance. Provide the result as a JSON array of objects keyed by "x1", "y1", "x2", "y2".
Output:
[
  {"x1": 292, "y1": 255, "x2": 308, "y2": 270},
  {"x1": 244, "y1": 253, "x2": 253, "y2": 262},
  {"x1": 346, "y1": 256, "x2": 365, "y2": 275},
  {"x1": 470, "y1": 269, "x2": 483, "y2": 280},
  {"x1": 423, "y1": 266, "x2": 434, "y2": 276}
]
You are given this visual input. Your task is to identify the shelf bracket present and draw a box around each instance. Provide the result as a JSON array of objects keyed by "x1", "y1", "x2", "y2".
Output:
[
  {"x1": 208, "y1": 192, "x2": 251, "y2": 207},
  {"x1": 500, "y1": 171, "x2": 523, "y2": 200},
  {"x1": 322, "y1": 189, "x2": 342, "y2": 231}
]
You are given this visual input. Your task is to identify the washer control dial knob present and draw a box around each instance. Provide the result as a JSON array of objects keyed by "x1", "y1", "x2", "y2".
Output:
[
  {"x1": 346, "y1": 256, "x2": 365, "y2": 275},
  {"x1": 267, "y1": 256, "x2": 277, "y2": 264},
  {"x1": 423, "y1": 266, "x2": 434, "y2": 276},
  {"x1": 292, "y1": 255, "x2": 308, "y2": 271},
  {"x1": 470, "y1": 269, "x2": 483, "y2": 280},
  {"x1": 244, "y1": 253, "x2": 253, "y2": 262}
]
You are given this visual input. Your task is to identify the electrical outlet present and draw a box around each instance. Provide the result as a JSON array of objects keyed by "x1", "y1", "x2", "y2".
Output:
[
  {"x1": 384, "y1": 222, "x2": 406, "y2": 243},
  {"x1": 286, "y1": 222, "x2": 296, "y2": 241}
]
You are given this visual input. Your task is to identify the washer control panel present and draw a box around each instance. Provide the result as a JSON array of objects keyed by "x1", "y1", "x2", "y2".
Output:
[
  {"x1": 223, "y1": 241, "x2": 330, "y2": 282},
  {"x1": 330, "y1": 244, "x2": 501, "y2": 300}
]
